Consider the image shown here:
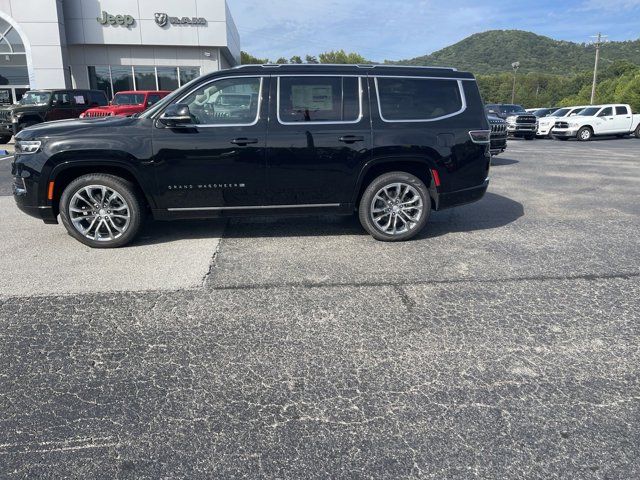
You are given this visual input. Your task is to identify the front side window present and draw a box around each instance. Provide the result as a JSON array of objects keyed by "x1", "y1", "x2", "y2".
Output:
[
  {"x1": 376, "y1": 77, "x2": 463, "y2": 121},
  {"x1": 598, "y1": 107, "x2": 612, "y2": 117},
  {"x1": 19, "y1": 91, "x2": 51, "y2": 106},
  {"x1": 113, "y1": 93, "x2": 145, "y2": 105},
  {"x1": 278, "y1": 76, "x2": 360, "y2": 123},
  {"x1": 179, "y1": 77, "x2": 261, "y2": 125}
]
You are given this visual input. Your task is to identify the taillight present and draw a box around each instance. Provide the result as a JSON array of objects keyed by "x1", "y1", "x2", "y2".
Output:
[
  {"x1": 468, "y1": 130, "x2": 491, "y2": 144},
  {"x1": 430, "y1": 168, "x2": 441, "y2": 187}
]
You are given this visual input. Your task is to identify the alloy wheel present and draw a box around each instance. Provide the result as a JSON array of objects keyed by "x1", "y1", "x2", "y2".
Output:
[
  {"x1": 370, "y1": 182, "x2": 424, "y2": 236},
  {"x1": 68, "y1": 185, "x2": 131, "y2": 242}
]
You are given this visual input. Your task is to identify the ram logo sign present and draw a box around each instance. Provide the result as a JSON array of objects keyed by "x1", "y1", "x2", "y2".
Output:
[{"x1": 154, "y1": 12, "x2": 207, "y2": 27}]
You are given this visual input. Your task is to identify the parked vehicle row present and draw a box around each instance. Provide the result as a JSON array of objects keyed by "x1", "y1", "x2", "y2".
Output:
[
  {"x1": 487, "y1": 102, "x2": 640, "y2": 141},
  {"x1": 0, "y1": 89, "x2": 170, "y2": 142},
  {"x1": 12, "y1": 64, "x2": 492, "y2": 247}
]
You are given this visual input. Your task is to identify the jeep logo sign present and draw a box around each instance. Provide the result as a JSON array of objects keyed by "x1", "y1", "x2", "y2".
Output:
[{"x1": 97, "y1": 11, "x2": 135, "y2": 27}]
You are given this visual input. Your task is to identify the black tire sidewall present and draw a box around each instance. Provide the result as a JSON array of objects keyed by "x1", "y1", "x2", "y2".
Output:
[
  {"x1": 59, "y1": 174, "x2": 143, "y2": 248},
  {"x1": 358, "y1": 171, "x2": 431, "y2": 242},
  {"x1": 635, "y1": 125, "x2": 640, "y2": 138}
]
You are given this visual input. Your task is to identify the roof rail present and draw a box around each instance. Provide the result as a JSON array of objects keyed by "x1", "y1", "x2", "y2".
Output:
[{"x1": 232, "y1": 63, "x2": 458, "y2": 71}]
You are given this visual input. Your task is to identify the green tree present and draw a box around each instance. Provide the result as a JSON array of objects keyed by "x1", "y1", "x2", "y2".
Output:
[
  {"x1": 290, "y1": 55, "x2": 303, "y2": 64},
  {"x1": 318, "y1": 50, "x2": 368, "y2": 64},
  {"x1": 275, "y1": 57, "x2": 289, "y2": 64},
  {"x1": 305, "y1": 55, "x2": 319, "y2": 64},
  {"x1": 241, "y1": 51, "x2": 268, "y2": 65}
]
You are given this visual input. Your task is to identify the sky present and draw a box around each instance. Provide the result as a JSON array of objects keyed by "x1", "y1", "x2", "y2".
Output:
[{"x1": 227, "y1": 0, "x2": 640, "y2": 62}]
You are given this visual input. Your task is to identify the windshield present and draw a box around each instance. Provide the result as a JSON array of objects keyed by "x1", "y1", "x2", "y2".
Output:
[
  {"x1": 19, "y1": 91, "x2": 51, "y2": 106},
  {"x1": 113, "y1": 93, "x2": 145, "y2": 105},
  {"x1": 502, "y1": 105, "x2": 526, "y2": 114},
  {"x1": 578, "y1": 107, "x2": 599, "y2": 116},
  {"x1": 532, "y1": 108, "x2": 551, "y2": 117},
  {"x1": 550, "y1": 108, "x2": 570, "y2": 117}
]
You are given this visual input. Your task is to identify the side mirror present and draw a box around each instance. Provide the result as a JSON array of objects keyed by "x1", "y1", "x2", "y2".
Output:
[{"x1": 159, "y1": 104, "x2": 193, "y2": 127}]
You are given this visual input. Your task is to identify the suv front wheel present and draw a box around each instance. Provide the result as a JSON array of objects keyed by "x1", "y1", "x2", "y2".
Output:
[
  {"x1": 359, "y1": 171, "x2": 431, "y2": 241},
  {"x1": 59, "y1": 173, "x2": 144, "y2": 248}
]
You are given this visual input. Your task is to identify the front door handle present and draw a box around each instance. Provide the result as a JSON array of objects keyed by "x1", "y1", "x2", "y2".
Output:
[
  {"x1": 230, "y1": 138, "x2": 259, "y2": 146},
  {"x1": 338, "y1": 135, "x2": 364, "y2": 144}
]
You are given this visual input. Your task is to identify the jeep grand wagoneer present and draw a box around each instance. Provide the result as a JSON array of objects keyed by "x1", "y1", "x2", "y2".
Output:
[{"x1": 12, "y1": 64, "x2": 490, "y2": 247}]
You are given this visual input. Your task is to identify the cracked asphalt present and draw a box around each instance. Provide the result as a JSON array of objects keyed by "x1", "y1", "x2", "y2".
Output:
[{"x1": 1, "y1": 138, "x2": 639, "y2": 478}]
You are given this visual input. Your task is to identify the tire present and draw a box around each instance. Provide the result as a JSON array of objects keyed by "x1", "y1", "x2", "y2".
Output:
[
  {"x1": 635, "y1": 125, "x2": 640, "y2": 139},
  {"x1": 0, "y1": 135, "x2": 11, "y2": 144},
  {"x1": 59, "y1": 173, "x2": 144, "y2": 248},
  {"x1": 358, "y1": 171, "x2": 431, "y2": 242},
  {"x1": 577, "y1": 127, "x2": 592, "y2": 142}
]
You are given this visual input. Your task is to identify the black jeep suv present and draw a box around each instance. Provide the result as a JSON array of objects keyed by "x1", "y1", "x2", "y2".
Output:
[
  {"x1": 12, "y1": 64, "x2": 490, "y2": 247},
  {"x1": 0, "y1": 89, "x2": 108, "y2": 142}
]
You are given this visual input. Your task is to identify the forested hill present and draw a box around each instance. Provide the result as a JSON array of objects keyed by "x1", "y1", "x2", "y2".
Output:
[{"x1": 392, "y1": 30, "x2": 640, "y2": 75}]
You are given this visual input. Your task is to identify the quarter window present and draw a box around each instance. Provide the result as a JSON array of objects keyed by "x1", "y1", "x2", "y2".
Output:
[
  {"x1": 376, "y1": 77, "x2": 463, "y2": 121},
  {"x1": 278, "y1": 76, "x2": 360, "y2": 123},
  {"x1": 615, "y1": 106, "x2": 628, "y2": 115},
  {"x1": 180, "y1": 77, "x2": 261, "y2": 125}
]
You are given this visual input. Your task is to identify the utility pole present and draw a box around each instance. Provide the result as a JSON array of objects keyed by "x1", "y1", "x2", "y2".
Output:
[
  {"x1": 590, "y1": 33, "x2": 607, "y2": 105},
  {"x1": 511, "y1": 62, "x2": 520, "y2": 104}
]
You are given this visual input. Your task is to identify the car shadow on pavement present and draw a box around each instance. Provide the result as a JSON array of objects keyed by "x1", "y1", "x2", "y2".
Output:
[
  {"x1": 491, "y1": 157, "x2": 519, "y2": 166},
  {"x1": 211, "y1": 192, "x2": 524, "y2": 240}
]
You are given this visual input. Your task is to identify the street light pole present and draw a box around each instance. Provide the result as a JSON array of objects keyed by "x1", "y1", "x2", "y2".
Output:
[
  {"x1": 511, "y1": 61, "x2": 520, "y2": 104},
  {"x1": 590, "y1": 33, "x2": 607, "y2": 105}
]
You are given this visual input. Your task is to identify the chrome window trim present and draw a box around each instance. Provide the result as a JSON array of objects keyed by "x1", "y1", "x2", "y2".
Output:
[
  {"x1": 374, "y1": 76, "x2": 467, "y2": 123},
  {"x1": 276, "y1": 75, "x2": 364, "y2": 126},
  {"x1": 171, "y1": 75, "x2": 265, "y2": 128},
  {"x1": 168, "y1": 203, "x2": 340, "y2": 212}
]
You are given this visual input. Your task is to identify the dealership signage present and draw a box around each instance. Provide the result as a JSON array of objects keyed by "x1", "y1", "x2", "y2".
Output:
[
  {"x1": 154, "y1": 13, "x2": 207, "y2": 27},
  {"x1": 96, "y1": 11, "x2": 135, "y2": 27}
]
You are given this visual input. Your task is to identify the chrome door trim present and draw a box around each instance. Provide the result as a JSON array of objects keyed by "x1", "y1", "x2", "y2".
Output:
[{"x1": 167, "y1": 203, "x2": 341, "y2": 212}]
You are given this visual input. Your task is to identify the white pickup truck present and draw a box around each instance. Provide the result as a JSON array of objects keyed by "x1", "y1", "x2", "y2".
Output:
[
  {"x1": 552, "y1": 104, "x2": 640, "y2": 141},
  {"x1": 536, "y1": 105, "x2": 588, "y2": 137}
]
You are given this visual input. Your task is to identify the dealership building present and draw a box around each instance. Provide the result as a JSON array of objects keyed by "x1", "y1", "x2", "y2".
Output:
[{"x1": 0, "y1": 0, "x2": 240, "y2": 104}]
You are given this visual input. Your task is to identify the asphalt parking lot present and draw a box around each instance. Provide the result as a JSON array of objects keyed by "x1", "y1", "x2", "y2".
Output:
[{"x1": 0, "y1": 138, "x2": 639, "y2": 478}]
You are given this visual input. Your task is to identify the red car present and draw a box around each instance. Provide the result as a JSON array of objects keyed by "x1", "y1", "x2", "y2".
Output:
[{"x1": 80, "y1": 90, "x2": 170, "y2": 118}]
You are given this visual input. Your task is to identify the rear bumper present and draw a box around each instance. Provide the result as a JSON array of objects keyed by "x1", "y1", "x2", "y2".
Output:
[{"x1": 437, "y1": 178, "x2": 489, "y2": 210}]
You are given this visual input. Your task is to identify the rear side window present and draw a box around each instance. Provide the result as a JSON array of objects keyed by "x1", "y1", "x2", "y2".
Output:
[
  {"x1": 375, "y1": 77, "x2": 463, "y2": 121},
  {"x1": 278, "y1": 76, "x2": 361, "y2": 123},
  {"x1": 615, "y1": 106, "x2": 629, "y2": 115}
]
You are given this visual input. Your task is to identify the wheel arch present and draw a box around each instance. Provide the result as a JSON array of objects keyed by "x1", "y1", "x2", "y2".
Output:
[
  {"x1": 46, "y1": 157, "x2": 155, "y2": 217},
  {"x1": 352, "y1": 155, "x2": 438, "y2": 208}
]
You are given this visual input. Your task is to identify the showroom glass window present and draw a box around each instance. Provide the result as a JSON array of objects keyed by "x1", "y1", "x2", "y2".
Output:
[
  {"x1": 111, "y1": 66, "x2": 134, "y2": 94},
  {"x1": 0, "y1": 17, "x2": 29, "y2": 90},
  {"x1": 180, "y1": 77, "x2": 261, "y2": 125},
  {"x1": 179, "y1": 67, "x2": 200, "y2": 86},
  {"x1": 278, "y1": 76, "x2": 360, "y2": 123},
  {"x1": 375, "y1": 77, "x2": 463, "y2": 121},
  {"x1": 134, "y1": 66, "x2": 157, "y2": 90},
  {"x1": 157, "y1": 67, "x2": 179, "y2": 90},
  {"x1": 88, "y1": 66, "x2": 113, "y2": 99}
]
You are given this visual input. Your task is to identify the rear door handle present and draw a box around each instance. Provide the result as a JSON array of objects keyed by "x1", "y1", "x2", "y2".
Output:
[
  {"x1": 230, "y1": 138, "x2": 259, "y2": 146},
  {"x1": 338, "y1": 135, "x2": 364, "y2": 144}
]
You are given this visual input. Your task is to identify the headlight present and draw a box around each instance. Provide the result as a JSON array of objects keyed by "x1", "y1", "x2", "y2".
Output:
[
  {"x1": 15, "y1": 140, "x2": 41, "y2": 154},
  {"x1": 11, "y1": 113, "x2": 20, "y2": 123}
]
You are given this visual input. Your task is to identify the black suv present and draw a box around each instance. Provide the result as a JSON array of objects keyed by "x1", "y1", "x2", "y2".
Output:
[
  {"x1": 0, "y1": 89, "x2": 108, "y2": 142},
  {"x1": 487, "y1": 114, "x2": 507, "y2": 156},
  {"x1": 12, "y1": 65, "x2": 490, "y2": 247},
  {"x1": 485, "y1": 104, "x2": 537, "y2": 140}
]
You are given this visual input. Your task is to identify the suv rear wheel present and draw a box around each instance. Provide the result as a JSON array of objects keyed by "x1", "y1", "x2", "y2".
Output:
[
  {"x1": 359, "y1": 171, "x2": 430, "y2": 241},
  {"x1": 59, "y1": 173, "x2": 144, "y2": 248}
]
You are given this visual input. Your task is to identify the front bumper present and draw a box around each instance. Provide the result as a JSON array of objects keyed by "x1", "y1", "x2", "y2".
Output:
[
  {"x1": 552, "y1": 128, "x2": 578, "y2": 138},
  {"x1": 507, "y1": 124, "x2": 537, "y2": 135},
  {"x1": 11, "y1": 156, "x2": 58, "y2": 224}
]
